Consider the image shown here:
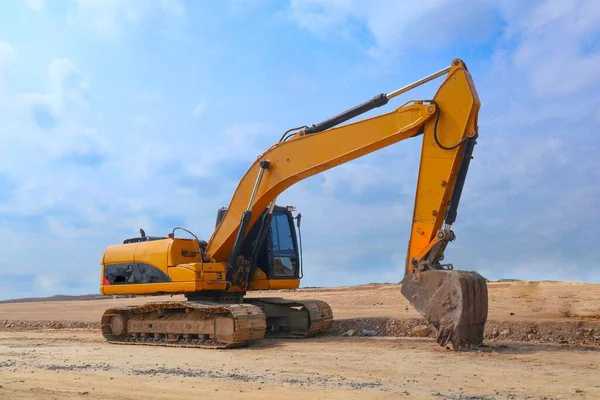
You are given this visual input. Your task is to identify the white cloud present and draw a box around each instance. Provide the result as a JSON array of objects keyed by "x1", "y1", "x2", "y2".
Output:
[
  {"x1": 14, "y1": 57, "x2": 91, "y2": 145},
  {"x1": 133, "y1": 113, "x2": 152, "y2": 125},
  {"x1": 182, "y1": 122, "x2": 274, "y2": 180},
  {"x1": 0, "y1": 41, "x2": 16, "y2": 76},
  {"x1": 66, "y1": 0, "x2": 186, "y2": 37},
  {"x1": 500, "y1": 0, "x2": 600, "y2": 96},
  {"x1": 229, "y1": 0, "x2": 273, "y2": 13},
  {"x1": 192, "y1": 99, "x2": 207, "y2": 118},
  {"x1": 319, "y1": 155, "x2": 416, "y2": 197},
  {"x1": 0, "y1": 41, "x2": 17, "y2": 97},
  {"x1": 289, "y1": 1, "x2": 600, "y2": 96},
  {"x1": 287, "y1": 0, "x2": 499, "y2": 56},
  {"x1": 132, "y1": 90, "x2": 162, "y2": 105},
  {"x1": 35, "y1": 274, "x2": 57, "y2": 291},
  {"x1": 26, "y1": 0, "x2": 45, "y2": 11},
  {"x1": 161, "y1": 0, "x2": 186, "y2": 18},
  {"x1": 0, "y1": 41, "x2": 16, "y2": 63},
  {"x1": 67, "y1": 0, "x2": 146, "y2": 34},
  {"x1": 0, "y1": 57, "x2": 105, "y2": 221},
  {"x1": 47, "y1": 58, "x2": 90, "y2": 111}
]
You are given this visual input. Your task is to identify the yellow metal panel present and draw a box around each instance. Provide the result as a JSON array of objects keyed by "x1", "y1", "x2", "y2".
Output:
[
  {"x1": 100, "y1": 281, "x2": 196, "y2": 295},
  {"x1": 132, "y1": 239, "x2": 170, "y2": 271},
  {"x1": 405, "y1": 59, "x2": 480, "y2": 273},
  {"x1": 411, "y1": 156, "x2": 459, "y2": 226},
  {"x1": 167, "y1": 238, "x2": 201, "y2": 267},
  {"x1": 166, "y1": 262, "x2": 228, "y2": 285},
  {"x1": 171, "y1": 262, "x2": 203, "y2": 272},
  {"x1": 249, "y1": 268, "x2": 301, "y2": 290},
  {"x1": 200, "y1": 263, "x2": 227, "y2": 272},
  {"x1": 249, "y1": 279, "x2": 300, "y2": 291},
  {"x1": 102, "y1": 243, "x2": 136, "y2": 264},
  {"x1": 164, "y1": 265, "x2": 197, "y2": 283},
  {"x1": 201, "y1": 272, "x2": 222, "y2": 281},
  {"x1": 250, "y1": 268, "x2": 268, "y2": 282}
]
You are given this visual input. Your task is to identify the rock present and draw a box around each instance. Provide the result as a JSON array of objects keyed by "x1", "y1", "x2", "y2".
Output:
[
  {"x1": 359, "y1": 329, "x2": 378, "y2": 336},
  {"x1": 500, "y1": 329, "x2": 511, "y2": 336},
  {"x1": 526, "y1": 325, "x2": 537, "y2": 334},
  {"x1": 55, "y1": 322, "x2": 63, "y2": 329},
  {"x1": 342, "y1": 330, "x2": 356, "y2": 337},
  {"x1": 490, "y1": 329, "x2": 500, "y2": 338},
  {"x1": 411, "y1": 325, "x2": 432, "y2": 337}
]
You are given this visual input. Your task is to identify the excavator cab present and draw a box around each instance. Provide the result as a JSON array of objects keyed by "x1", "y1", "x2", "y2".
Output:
[{"x1": 215, "y1": 206, "x2": 302, "y2": 281}]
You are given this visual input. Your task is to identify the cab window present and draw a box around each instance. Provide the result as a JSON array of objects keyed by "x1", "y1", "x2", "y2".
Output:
[{"x1": 270, "y1": 212, "x2": 297, "y2": 277}]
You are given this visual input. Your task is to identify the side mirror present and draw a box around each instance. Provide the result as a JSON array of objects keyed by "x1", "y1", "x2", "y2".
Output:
[{"x1": 295, "y1": 213, "x2": 302, "y2": 229}]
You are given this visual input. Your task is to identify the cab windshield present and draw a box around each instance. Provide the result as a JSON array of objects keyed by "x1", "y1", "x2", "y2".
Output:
[{"x1": 270, "y1": 212, "x2": 297, "y2": 277}]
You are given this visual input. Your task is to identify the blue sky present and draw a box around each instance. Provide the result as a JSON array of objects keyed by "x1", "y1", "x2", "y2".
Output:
[{"x1": 0, "y1": 0, "x2": 599, "y2": 300}]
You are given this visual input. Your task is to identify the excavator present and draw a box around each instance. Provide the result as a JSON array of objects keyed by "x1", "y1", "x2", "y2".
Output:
[{"x1": 99, "y1": 58, "x2": 488, "y2": 351}]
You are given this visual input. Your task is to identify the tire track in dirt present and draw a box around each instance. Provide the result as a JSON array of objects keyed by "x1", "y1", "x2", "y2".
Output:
[
  {"x1": 2, "y1": 330, "x2": 599, "y2": 399},
  {"x1": 0, "y1": 350, "x2": 393, "y2": 393}
]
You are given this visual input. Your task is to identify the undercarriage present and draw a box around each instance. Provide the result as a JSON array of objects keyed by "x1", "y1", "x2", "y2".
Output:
[{"x1": 100, "y1": 297, "x2": 334, "y2": 349}]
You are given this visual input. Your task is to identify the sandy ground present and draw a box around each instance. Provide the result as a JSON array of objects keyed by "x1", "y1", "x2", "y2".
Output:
[
  {"x1": 1, "y1": 331, "x2": 599, "y2": 400},
  {"x1": 1, "y1": 281, "x2": 599, "y2": 323},
  {"x1": 1, "y1": 281, "x2": 600, "y2": 399}
]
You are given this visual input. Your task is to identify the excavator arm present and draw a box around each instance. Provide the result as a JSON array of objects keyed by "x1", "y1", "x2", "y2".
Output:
[{"x1": 206, "y1": 58, "x2": 487, "y2": 349}]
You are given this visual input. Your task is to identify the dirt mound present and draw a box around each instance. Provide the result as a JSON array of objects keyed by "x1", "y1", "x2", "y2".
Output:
[
  {"x1": 1, "y1": 320, "x2": 99, "y2": 330},
  {"x1": 329, "y1": 317, "x2": 600, "y2": 346},
  {"x1": 3, "y1": 317, "x2": 599, "y2": 346}
]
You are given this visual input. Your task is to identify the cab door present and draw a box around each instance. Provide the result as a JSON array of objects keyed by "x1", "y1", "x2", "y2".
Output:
[{"x1": 268, "y1": 209, "x2": 299, "y2": 278}]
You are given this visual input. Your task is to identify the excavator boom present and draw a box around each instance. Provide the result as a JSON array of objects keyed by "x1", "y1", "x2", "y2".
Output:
[{"x1": 205, "y1": 58, "x2": 487, "y2": 349}]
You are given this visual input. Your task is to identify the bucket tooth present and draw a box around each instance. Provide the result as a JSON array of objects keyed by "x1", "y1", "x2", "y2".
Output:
[{"x1": 401, "y1": 269, "x2": 488, "y2": 350}]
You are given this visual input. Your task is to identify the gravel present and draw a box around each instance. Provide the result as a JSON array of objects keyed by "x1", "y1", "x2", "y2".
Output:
[{"x1": 2, "y1": 317, "x2": 599, "y2": 346}]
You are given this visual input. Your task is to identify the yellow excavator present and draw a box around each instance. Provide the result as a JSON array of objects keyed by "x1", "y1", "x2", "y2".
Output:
[{"x1": 99, "y1": 58, "x2": 488, "y2": 350}]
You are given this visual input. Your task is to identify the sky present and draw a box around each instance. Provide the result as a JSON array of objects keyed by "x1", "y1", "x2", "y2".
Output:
[{"x1": 0, "y1": 0, "x2": 599, "y2": 300}]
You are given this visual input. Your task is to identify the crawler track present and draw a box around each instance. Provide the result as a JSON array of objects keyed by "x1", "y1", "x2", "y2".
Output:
[
  {"x1": 246, "y1": 298, "x2": 334, "y2": 337},
  {"x1": 100, "y1": 298, "x2": 334, "y2": 349},
  {"x1": 100, "y1": 301, "x2": 266, "y2": 349}
]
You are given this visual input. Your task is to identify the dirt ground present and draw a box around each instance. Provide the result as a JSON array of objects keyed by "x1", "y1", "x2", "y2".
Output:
[
  {"x1": 1, "y1": 281, "x2": 600, "y2": 399},
  {"x1": 2, "y1": 281, "x2": 599, "y2": 323}
]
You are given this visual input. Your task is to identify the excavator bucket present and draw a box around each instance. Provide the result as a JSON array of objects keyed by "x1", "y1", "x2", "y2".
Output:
[{"x1": 401, "y1": 269, "x2": 488, "y2": 350}]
